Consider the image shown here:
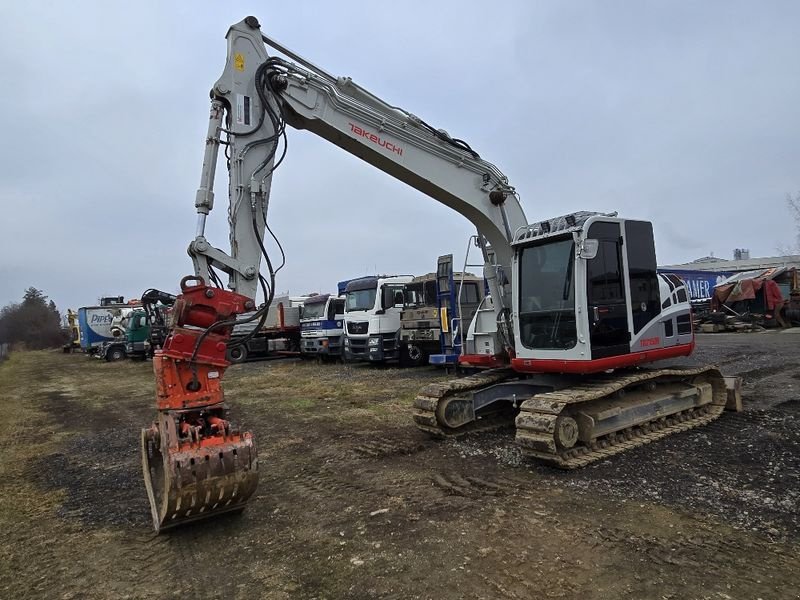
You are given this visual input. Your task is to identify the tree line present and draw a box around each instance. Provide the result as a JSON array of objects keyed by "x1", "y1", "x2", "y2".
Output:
[{"x1": 0, "y1": 287, "x2": 67, "y2": 349}]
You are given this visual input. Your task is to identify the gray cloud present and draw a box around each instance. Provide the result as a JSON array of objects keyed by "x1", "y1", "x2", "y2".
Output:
[{"x1": 1, "y1": 1, "x2": 798, "y2": 311}]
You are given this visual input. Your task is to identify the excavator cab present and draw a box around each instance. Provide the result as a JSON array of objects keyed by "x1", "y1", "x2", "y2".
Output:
[{"x1": 510, "y1": 212, "x2": 695, "y2": 374}]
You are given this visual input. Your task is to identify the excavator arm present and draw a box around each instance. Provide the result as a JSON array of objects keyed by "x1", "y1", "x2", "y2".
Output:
[
  {"x1": 142, "y1": 16, "x2": 531, "y2": 532},
  {"x1": 190, "y1": 16, "x2": 528, "y2": 331}
]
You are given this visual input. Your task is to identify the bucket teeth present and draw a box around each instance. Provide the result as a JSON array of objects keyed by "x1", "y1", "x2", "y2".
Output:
[{"x1": 141, "y1": 426, "x2": 258, "y2": 533}]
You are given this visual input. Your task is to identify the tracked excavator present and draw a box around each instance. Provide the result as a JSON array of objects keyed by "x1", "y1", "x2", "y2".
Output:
[{"x1": 141, "y1": 16, "x2": 729, "y2": 531}]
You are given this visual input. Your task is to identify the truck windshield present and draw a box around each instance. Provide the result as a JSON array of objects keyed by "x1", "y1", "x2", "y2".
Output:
[
  {"x1": 404, "y1": 284, "x2": 425, "y2": 308},
  {"x1": 518, "y1": 237, "x2": 577, "y2": 350},
  {"x1": 301, "y1": 302, "x2": 326, "y2": 319},
  {"x1": 346, "y1": 288, "x2": 377, "y2": 312},
  {"x1": 405, "y1": 280, "x2": 436, "y2": 308}
]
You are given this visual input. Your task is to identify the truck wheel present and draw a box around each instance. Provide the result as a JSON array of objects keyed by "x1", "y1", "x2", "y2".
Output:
[
  {"x1": 107, "y1": 347, "x2": 126, "y2": 362},
  {"x1": 227, "y1": 345, "x2": 248, "y2": 364},
  {"x1": 402, "y1": 344, "x2": 427, "y2": 368}
]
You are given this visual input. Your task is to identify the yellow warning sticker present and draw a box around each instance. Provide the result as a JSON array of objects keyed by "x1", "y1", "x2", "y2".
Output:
[
  {"x1": 234, "y1": 53, "x2": 245, "y2": 71},
  {"x1": 441, "y1": 307, "x2": 449, "y2": 333}
]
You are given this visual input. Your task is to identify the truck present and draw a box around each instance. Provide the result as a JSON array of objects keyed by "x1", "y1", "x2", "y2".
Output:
[
  {"x1": 226, "y1": 294, "x2": 311, "y2": 363},
  {"x1": 96, "y1": 310, "x2": 132, "y2": 361},
  {"x1": 299, "y1": 293, "x2": 346, "y2": 360},
  {"x1": 62, "y1": 309, "x2": 81, "y2": 353},
  {"x1": 78, "y1": 297, "x2": 134, "y2": 356},
  {"x1": 124, "y1": 309, "x2": 152, "y2": 360},
  {"x1": 97, "y1": 306, "x2": 149, "y2": 361},
  {"x1": 401, "y1": 258, "x2": 485, "y2": 367},
  {"x1": 342, "y1": 275, "x2": 413, "y2": 363},
  {"x1": 97, "y1": 291, "x2": 177, "y2": 362}
]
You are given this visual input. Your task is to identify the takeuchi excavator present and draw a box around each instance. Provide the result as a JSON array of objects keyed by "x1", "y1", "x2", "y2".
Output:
[{"x1": 141, "y1": 16, "x2": 729, "y2": 531}]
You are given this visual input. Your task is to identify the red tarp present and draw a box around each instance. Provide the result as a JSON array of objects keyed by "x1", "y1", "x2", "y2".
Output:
[
  {"x1": 764, "y1": 279, "x2": 784, "y2": 310},
  {"x1": 713, "y1": 270, "x2": 785, "y2": 311}
]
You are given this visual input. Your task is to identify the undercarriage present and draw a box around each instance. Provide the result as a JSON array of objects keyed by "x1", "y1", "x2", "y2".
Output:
[{"x1": 413, "y1": 366, "x2": 728, "y2": 468}]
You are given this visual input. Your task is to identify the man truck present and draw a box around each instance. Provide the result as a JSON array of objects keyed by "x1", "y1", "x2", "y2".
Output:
[{"x1": 342, "y1": 275, "x2": 413, "y2": 363}]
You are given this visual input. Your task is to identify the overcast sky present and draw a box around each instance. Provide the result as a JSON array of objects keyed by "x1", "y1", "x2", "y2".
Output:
[{"x1": 1, "y1": 1, "x2": 799, "y2": 312}]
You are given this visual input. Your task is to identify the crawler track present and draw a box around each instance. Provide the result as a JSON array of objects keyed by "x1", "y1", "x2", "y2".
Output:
[
  {"x1": 414, "y1": 366, "x2": 728, "y2": 469},
  {"x1": 412, "y1": 368, "x2": 517, "y2": 437},
  {"x1": 515, "y1": 366, "x2": 727, "y2": 468}
]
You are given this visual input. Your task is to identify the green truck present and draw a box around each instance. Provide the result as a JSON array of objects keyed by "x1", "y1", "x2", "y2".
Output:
[
  {"x1": 124, "y1": 309, "x2": 152, "y2": 360},
  {"x1": 97, "y1": 308, "x2": 151, "y2": 361}
]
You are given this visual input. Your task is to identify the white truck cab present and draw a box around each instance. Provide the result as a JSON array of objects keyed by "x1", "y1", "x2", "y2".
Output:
[
  {"x1": 343, "y1": 275, "x2": 413, "y2": 363},
  {"x1": 300, "y1": 293, "x2": 346, "y2": 359}
]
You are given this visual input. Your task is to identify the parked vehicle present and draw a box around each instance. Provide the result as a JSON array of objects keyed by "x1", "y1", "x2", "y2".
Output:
[
  {"x1": 342, "y1": 275, "x2": 413, "y2": 363},
  {"x1": 402, "y1": 256, "x2": 484, "y2": 367},
  {"x1": 97, "y1": 306, "x2": 146, "y2": 361},
  {"x1": 78, "y1": 297, "x2": 134, "y2": 355},
  {"x1": 299, "y1": 293, "x2": 346, "y2": 360},
  {"x1": 123, "y1": 309, "x2": 153, "y2": 360},
  {"x1": 62, "y1": 309, "x2": 81, "y2": 353},
  {"x1": 226, "y1": 294, "x2": 311, "y2": 363}
]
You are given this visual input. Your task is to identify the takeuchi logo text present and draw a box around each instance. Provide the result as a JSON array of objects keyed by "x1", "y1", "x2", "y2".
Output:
[{"x1": 348, "y1": 123, "x2": 403, "y2": 156}]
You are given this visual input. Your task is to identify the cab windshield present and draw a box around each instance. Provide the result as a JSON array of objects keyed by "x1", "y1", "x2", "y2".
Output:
[
  {"x1": 346, "y1": 288, "x2": 377, "y2": 312},
  {"x1": 301, "y1": 302, "x2": 326, "y2": 319},
  {"x1": 518, "y1": 237, "x2": 577, "y2": 350}
]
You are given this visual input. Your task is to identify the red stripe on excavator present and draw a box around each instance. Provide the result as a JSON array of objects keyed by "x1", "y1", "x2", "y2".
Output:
[{"x1": 511, "y1": 342, "x2": 695, "y2": 374}]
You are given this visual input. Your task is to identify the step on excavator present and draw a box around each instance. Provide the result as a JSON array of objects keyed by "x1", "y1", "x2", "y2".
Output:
[{"x1": 141, "y1": 16, "x2": 733, "y2": 531}]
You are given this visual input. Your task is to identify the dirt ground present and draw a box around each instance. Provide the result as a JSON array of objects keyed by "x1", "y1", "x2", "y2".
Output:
[{"x1": 0, "y1": 333, "x2": 798, "y2": 599}]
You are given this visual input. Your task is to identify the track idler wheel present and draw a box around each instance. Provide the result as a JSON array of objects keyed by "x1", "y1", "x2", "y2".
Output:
[
  {"x1": 435, "y1": 396, "x2": 475, "y2": 430},
  {"x1": 554, "y1": 416, "x2": 579, "y2": 449},
  {"x1": 141, "y1": 421, "x2": 258, "y2": 533}
]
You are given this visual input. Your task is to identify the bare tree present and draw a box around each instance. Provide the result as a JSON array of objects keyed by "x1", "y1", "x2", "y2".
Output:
[{"x1": 778, "y1": 191, "x2": 800, "y2": 255}]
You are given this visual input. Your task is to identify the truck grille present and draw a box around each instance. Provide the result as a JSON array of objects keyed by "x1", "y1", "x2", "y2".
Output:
[
  {"x1": 347, "y1": 337, "x2": 368, "y2": 357},
  {"x1": 347, "y1": 321, "x2": 369, "y2": 335}
]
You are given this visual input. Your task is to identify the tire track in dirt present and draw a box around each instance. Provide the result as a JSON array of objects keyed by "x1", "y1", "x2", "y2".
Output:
[
  {"x1": 592, "y1": 525, "x2": 800, "y2": 594},
  {"x1": 431, "y1": 471, "x2": 519, "y2": 498},
  {"x1": 351, "y1": 436, "x2": 431, "y2": 459}
]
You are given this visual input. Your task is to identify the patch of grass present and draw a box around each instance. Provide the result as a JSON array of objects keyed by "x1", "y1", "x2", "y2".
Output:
[
  {"x1": 222, "y1": 360, "x2": 451, "y2": 428},
  {"x1": 0, "y1": 352, "x2": 77, "y2": 534}
]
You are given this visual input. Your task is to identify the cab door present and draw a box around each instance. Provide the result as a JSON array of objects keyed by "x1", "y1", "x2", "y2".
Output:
[{"x1": 585, "y1": 221, "x2": 630, "y2": 359}]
